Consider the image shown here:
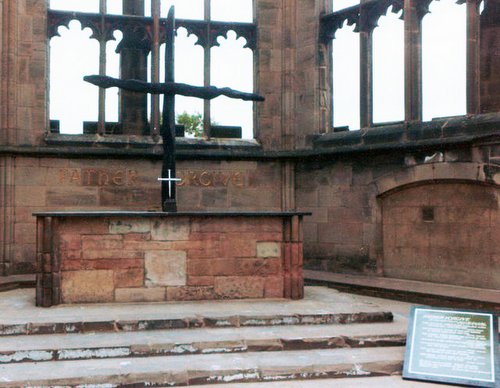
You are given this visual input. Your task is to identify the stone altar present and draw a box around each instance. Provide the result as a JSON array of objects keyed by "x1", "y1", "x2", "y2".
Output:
[{"x1": 35, "y1": 211, "x2": 307, "y2": 306}]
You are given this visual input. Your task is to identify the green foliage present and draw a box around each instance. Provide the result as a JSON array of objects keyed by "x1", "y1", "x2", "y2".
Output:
[{"x1": 176, "y1": 111, "x2": 203, "y2": 137}]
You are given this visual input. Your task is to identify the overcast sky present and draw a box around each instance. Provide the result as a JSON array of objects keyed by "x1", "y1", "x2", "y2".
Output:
[{"x1": 49, "y1": 0, "x2": 468, "y2": 137}]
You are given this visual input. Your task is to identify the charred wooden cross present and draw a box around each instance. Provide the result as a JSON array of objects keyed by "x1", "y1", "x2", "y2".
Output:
[{"x1": 84, "y1": 6, "x2": 264, "y2": 212}]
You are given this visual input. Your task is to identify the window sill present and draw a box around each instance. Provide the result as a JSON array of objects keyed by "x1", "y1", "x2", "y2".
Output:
[{"x1": 44, "y1": 133, "x2": 260, "y2": 150}]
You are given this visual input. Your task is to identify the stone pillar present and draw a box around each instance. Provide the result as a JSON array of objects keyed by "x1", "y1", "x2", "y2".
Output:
[
  {"x1": 1, "y1": 0, "x2": 47, "y2": 146},
  {"x1": 480, "y1": 0, "x2": 500, "y2": 113},
  {"x1": 255, "y1": 0, "x2": 330, "y2": 151},
  {"x1": 118, "y1": 0, "x2": 149, "y2": 135}
]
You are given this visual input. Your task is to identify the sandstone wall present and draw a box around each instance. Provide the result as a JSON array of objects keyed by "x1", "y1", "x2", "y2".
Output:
[
  {"x1": 1, "y1": 156, "x2": 282, "y2": 274},
  {"x1": 298, "y1": 143, "x2": 500, "y2": 289},
  {"x1": 0, "y1": 0, "x2": 47, "y2": 146}
]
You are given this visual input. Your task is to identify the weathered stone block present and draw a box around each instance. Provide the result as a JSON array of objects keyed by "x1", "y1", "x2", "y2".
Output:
[
  {"x1": 257, "y1": 242, "x2": 281, "y2": 258},
  {"x1": 82, "y1": 235, "x2": 123, "y2": 250},
  {"x1": 61, "y1": 270, "x2": 114, "y2": 303},
  {"x1": 114, "y1": 268, "x2": 144, "y2": 288},
  {"x1": 145, "y1": 251, "x2": 187, "y2": 287},
  {"x1": 166, "y1": 286, "x2": 216, "y2": 301},
  {"x1": 220, "y1": 236, "x2": 256, "y2": 258},
  {"x1": 109, "y1": 219, "x2": 150, "y2": 234},
  {"x1": 115, "y1": 287, "x2": 165, "y2": 303},
  {"x1": 151, "y1": 219, "x2": 190, "y2": 241},
  {"x1": 214, "y1": 276, "x2": 265, "y2": 299}
]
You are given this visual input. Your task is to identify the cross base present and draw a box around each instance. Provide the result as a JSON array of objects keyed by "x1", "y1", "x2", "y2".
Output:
[{"x1": 162, "y1": 198, "x2": 177, "y2": 213}]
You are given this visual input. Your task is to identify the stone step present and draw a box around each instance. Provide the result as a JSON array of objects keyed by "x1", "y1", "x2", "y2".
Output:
[
  {"x1": 195, "y1": 375, "x2": 448, "y2": 387},
  {"x1": 0, "y1": 319, "x2": 407, "y2": 363},
  {"x1": 0, "y1": 287, "x2": 394, "y2": 336},
  {"x1": 0, "y1": 346, "x2": 405, "y2": 387},
  {"x1": 0, "y1": 275, "x2": 35, "y2": 292}
]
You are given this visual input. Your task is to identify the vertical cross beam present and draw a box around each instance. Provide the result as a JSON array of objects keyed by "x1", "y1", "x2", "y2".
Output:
[
  {"x1": 151, "y1": 0, "x2": 161, "y2": 136},
  {"x1": 161, "y1": 7, "x2": 178, "y2": 212}
]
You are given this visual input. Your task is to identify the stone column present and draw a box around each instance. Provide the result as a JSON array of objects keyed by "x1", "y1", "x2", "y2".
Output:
[
  {"x1": 255, "y1": 0, "x2": 331, "y2": 151},
  {"x1": 404, "y1": 0, "x2": 423, "y2": 122},
  {"x1": 466, "y1": 0, "x2": 481, "y2": 115},
  {"x1": 480, "y1": 0, "x2": 500, "y2": 113},
  {"x1": 118, "y1": 0, "x2": 149, "y2": 135}
]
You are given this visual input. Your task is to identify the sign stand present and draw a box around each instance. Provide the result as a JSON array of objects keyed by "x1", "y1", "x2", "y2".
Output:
[{"x1": 403, "y1": 306, "x2": 499, "y2": 387}]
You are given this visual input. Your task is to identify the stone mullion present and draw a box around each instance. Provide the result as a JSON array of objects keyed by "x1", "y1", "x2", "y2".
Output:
[
  {"x1": 359, "y1": 1, "x2": 374, "y2": 129},
  {"x1": 360, "y1": 32, "x2": 373, "y2": 129},
  {"x1": 404, "y1": 0, "x2": 423, "y2": 122},
  {"x1": 466, "y1": 0, "x2": 481, "y2": 115},
  {"x1": 119, "y1": 0, "x2": 148, "y2": 135},
  {"x1": 282, "y1": 0, "x2": 297, "y2": 150}
]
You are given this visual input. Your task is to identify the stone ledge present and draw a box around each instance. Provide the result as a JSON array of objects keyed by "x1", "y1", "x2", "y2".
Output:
[
  {"x1": 304, "y1": 270, "x2": 500, "y2": 312},
  {"x1": 314, "y1": 113, "x2": 500, "y2": 152}
]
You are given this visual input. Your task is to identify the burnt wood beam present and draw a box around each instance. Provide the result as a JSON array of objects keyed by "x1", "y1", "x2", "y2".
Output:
[
  {"x1": 84, "y1": 75, "x2": 265, "y2": 101},
  {"x1": 47, "y1": 10, "x2": 257, "y2": 50}
]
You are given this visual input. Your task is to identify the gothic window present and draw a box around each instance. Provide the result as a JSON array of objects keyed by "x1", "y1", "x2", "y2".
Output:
[
  {"x1": 332, "y1": 24, "x2": 360, "y2": 131},
  {"x1": 422, "y1": 0, "x2": 466, "y2": 120},
  {"x1": 323, "y1": 0, "x2": 476, "y2": 131},
  {"x1": 48, "y1": 0, "x2": 256, "y2": 139},
  {"x1": 372, "y1": 7, "x2": 404, "y2": 124}
]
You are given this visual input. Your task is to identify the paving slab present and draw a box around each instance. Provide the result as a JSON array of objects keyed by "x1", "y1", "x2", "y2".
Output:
[
  {"x1": 0, "y1": 287, "x2": 410, "y2": 336},
  {"x1": 0, "y1": 347, "x2": 405, "y2": 387}
]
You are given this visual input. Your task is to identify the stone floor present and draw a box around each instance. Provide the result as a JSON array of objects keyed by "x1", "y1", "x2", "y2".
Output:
[
  {"x1": 0, "y1": 286, "x2": 407, "y2": 328},
  {"x1": 0, "y1": 286, "x2": 494, "y2": 387}
]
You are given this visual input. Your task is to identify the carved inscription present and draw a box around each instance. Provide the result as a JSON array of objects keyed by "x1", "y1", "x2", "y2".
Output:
[
  {"x1": 58, "y1": 169, "x2": 247, "y2": 188},
  {"x1": 177, "y1": 170, "x2": 246, "y2": 187},
  {"x1": 59, "y1": 169, "x2": 139, "y2": 186}
]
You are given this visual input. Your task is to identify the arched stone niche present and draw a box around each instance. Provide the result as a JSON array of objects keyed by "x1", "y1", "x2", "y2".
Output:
[{"x1": 379, "y1": 180, "x2": 498, "y2": 289}]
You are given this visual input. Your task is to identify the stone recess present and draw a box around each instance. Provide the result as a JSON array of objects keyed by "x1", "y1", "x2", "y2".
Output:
[
  {"x1": 145, "y1": 251, "x2": 187, "y2": 287},
  {"x1": 61, "y1": 270, "x2": 114, "y2": 303}
]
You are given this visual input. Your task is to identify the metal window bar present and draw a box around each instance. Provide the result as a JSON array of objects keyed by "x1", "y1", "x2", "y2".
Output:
[
  {"x1": 98, "y1": 0, "x2": 107, "y2": 135},
  {"x1": 47, "y1": 3, "x2": 257, "y2": 138},
  {"x1": 204, "y1": 0, "x2": 212, "y2": 139}
]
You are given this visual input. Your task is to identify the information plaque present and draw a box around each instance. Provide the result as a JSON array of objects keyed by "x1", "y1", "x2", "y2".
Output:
[{"x1": 403, "y1": 307, "x2": 499, "y2": 387}]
